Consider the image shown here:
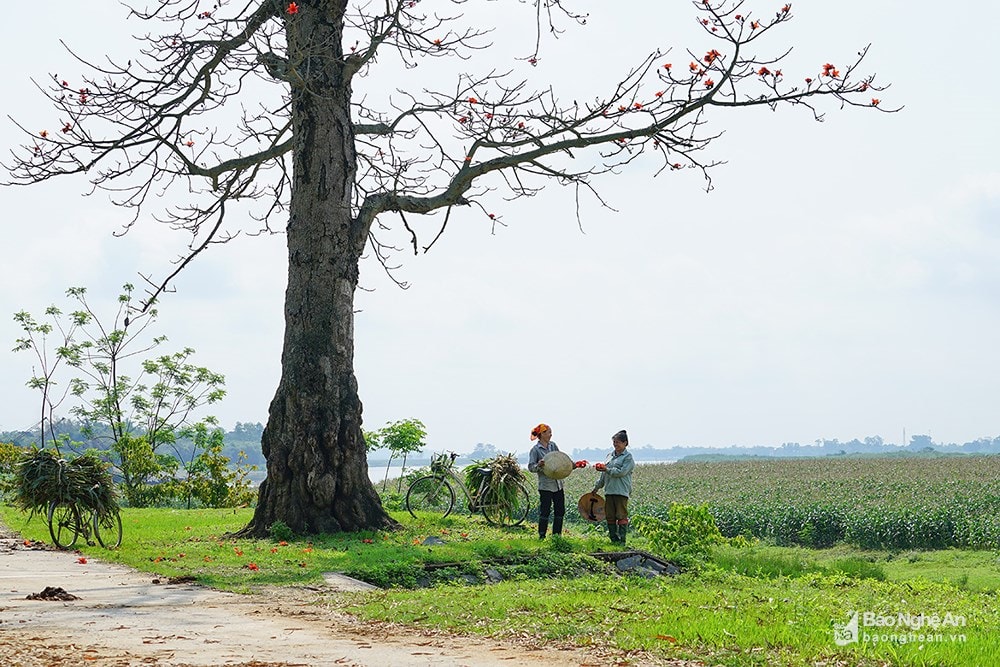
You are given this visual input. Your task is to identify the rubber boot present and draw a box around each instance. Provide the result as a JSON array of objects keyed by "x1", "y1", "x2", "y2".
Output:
[
  {"x1": 552, "y1": 514, "x2": 564, "y2": 536},
  {"x1": 607, "y1": 522, "x2": 618, "y2": 543},
  {"x1": 538, "y1": 518, "x2": 549, "y2": 540},
  {"x1": 617, "y1": 523, "x2": 627, "y2": 546}
]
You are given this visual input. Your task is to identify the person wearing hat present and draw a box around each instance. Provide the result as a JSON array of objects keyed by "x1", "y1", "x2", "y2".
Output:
[
  {"x1": 592, "y1": 429, "x2": 635, "y2": 545},
  {"x1": 527, "y1": 423, "x2": 565, "y2": 539}
]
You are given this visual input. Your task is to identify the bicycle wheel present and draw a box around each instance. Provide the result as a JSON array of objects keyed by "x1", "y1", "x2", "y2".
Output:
[
  {"x1": 93, "y1": 509, "x2": 123, "y2": 549},
  {"x1": 481, "y1": 483, "x2": 530, "y2": 527},
  {"x1": 47, "y1": 502, "x2": 81, "y2": 550},
  {"x1": 406, "y1": 475, "x2": 456, "y2": 519}
]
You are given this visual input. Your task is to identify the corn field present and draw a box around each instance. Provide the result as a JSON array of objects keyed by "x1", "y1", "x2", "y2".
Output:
[{"x1": 561, "y1": 455, "x2": 1000, "y2": 550}]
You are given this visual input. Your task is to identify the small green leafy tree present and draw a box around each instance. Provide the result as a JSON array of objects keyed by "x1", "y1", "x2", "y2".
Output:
[
  {"x1": 13, "y1": 306, "x2": 87, "y2": 450},
  {"x1": 175, "y1": 420, "x2": 257, "y2": 508},
  {"x1": 14, "y1": 285, "x2": 225, "y2": 506},
  {"x1": 370, "y1": 419, "x2": 427, "y2": 492}
]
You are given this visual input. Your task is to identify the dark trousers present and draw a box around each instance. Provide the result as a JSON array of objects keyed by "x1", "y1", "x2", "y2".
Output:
[{"x1": 538, "y1": 489, "x2": 565, "y2": 536}]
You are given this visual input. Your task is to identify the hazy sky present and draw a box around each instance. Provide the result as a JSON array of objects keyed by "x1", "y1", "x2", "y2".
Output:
[{"x1": 2, "y1": 1, "x2": 998, "y2": 455}]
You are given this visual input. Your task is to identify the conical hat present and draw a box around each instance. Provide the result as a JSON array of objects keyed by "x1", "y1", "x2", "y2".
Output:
[
  {"x1": 541, "y1": 450, "x2": 573, "y2": 479},
  {"x1": 577, "y1": 492, "x2": 606, "y2": 522}
]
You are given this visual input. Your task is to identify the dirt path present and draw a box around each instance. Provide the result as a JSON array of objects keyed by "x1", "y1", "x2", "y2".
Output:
[{"x1": 0, "y1": 529, "x2": 690, "y2": 666}]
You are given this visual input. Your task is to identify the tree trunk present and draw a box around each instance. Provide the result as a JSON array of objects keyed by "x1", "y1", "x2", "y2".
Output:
[{"x1": 237, "y1": 7, "x2": 397, "y2": 536}]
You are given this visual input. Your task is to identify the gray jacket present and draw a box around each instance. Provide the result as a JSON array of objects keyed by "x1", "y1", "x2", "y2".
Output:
[
  {"x1": 593, "y1": 449, "x2": 635, "y2": 497},
  {"x1": 528, "y1": 441, "x2": 564, "y2": 493}
]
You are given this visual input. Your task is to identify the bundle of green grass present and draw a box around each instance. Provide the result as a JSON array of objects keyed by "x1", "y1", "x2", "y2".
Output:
[
  {"x1": 464, "y1": 453, "x2": 526, "y2": 505},
  {"x1": 15, "y1": 448, "x2": 118, "y2": 516}
]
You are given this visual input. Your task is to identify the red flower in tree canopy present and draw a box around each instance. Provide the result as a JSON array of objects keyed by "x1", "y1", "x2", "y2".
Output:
[
  {"x1": 704, "y1": 49, "x2": 721, "y2": 64},
  {"x1": 751, "y1": 20, "x2": 760, "y2": 29},
  {"x1": 655, "y1": 91, "x2": 664, "y2": 97},
  {"x1": 468, "y1": 96, "x2": 478, "y2": 104},
  {"x1": 704, "y1": 79, "x2": 714, "y2": 88},
  {"x1": 39, "y1": 130, "x2": 48, "y2": 138},
  {"x1": 286, "y1": 2, "x2": 299, "y2": 14},
  {"x1": 804, "y1": 77, "x2": 813, "y2": 84},
  {"x1": 633, "y1": 102, "x2": 643, "y2": 109},
  {"x1": 61, "y1": 123, "x2": 72, "y2": 133},
  {"x1": 484, "y1": 112, "x2": 493, "y2": 119},
  {"x1": 517, "y1": 121, "x2": 525, "y2": 128},
  {"x1": 871, "y1": 98, "x2": 880, "y2": 106},
  {"x1": 689, "y1": 61, "x2": 699, "y2": 72},
  {"x1": 734, "y1": 14, "x2": 742, "y2": 20},
  {"x1": 433, "y1": 38, "x2": 441, "y2": 45},
  {"x1": 782, "y1": 3, "x2": 791, "y2": 13},
  {"x1": 662, "y1": 63, "x2": 672, "y2": 70},
  {"x1": 185, "y1": 140, "x2": 195, "y2": 147},
  {"x1": 758, "y1": 66, "x2": 771, "y2": 76}
]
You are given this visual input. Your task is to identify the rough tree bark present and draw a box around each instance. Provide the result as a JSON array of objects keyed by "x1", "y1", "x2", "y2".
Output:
[{"x1": 239, "y1": 5, "x2": 395, "y2": 536}]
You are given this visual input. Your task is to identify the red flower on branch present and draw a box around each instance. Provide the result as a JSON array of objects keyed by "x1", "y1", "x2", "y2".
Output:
[
  {"x1": 662, "y1": 63, "x2": 672, "y2": 70},
  {"x1": 467, "y1": 97, "x2": 478, "y2": 104},
  {"x1": 871, "y1": 98, "x2": 880, "y2": 106},
  {"x1": 758, "y1": 66, "x2": 771, "y2": 76},
  {"x1": 782, "y1": 3, "x2": 792, "y2": 13},
  {"x1": 704, "y1": 79, "x2": 714, "y2": 88}
]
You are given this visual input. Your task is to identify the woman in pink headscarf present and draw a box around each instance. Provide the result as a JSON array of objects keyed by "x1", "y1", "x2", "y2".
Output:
[{"x1": 527, "y1": 423, "x2": 564, "y2": 539}]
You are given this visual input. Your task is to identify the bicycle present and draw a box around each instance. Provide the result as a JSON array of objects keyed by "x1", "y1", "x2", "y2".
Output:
[
  {"x1": 47, "y1": 499, "x2": 122, "y2": 550},
  {"x1": 406, "y1": 452, "x2": 530, "y2": 527}
]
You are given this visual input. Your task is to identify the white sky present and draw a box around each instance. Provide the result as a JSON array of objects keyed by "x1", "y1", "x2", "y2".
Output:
[{"x1": 2, "y1": 1, "x2": 999, "y2": 454}]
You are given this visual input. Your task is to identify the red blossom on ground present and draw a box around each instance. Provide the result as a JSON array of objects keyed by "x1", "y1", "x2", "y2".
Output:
[
  {"x1": 233, "y1": 547, "x2": 244, "y2": 556},
  {"x1": 362, "y1": 538, "x2": 374, "y2": 544},
  {"x1": 271, "y1": 547, "x2": 279, "y2": 553},
  {"x1": 77, "y1": 557, "x2": 88, "y2": 564},
  {"x1": 204, "y1": 556, "x2": 212, "y2": 562},
  {"x1": 278, "y1": 541, "x2": 288, "y2": 546},
  {"x1": 286, "y1": 3, "x2": 299, "y2": 15},
  {"x1": 246, "y1": 562, "x2": 259, "y2": 571}
]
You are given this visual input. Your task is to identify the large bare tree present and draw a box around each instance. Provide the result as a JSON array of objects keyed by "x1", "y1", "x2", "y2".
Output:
[{"x1": 6, "y1": 0, "x2": 892, "y2": 535}]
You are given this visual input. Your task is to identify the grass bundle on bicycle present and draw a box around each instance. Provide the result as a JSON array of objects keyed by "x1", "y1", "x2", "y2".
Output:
[
  {"x1": 15, "y1": 448, "x2": 122, "y2": 549},
  {"x1": 463, "y1": 453, "x2": 525, "y2": 510}
]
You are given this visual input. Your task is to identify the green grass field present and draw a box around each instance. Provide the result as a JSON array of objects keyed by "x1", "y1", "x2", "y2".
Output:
[{"x1": 3, "y1": 455, "x2": 999, "y2": 666}]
